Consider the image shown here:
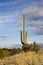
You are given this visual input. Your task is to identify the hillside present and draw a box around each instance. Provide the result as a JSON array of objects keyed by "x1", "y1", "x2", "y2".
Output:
[{"x1": 0, "y1": 49, "x2": 43, "y2": 65}]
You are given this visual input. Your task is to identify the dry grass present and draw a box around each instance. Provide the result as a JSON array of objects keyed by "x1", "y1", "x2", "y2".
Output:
[{"x1": 0, "y1": 49, "x2": 43, "y2": 65}]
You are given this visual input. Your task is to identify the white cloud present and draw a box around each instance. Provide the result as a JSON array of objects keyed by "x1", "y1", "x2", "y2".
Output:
[
  {"x1": 0, "y1": 11, "x2": 20, "y2": 24},
  {"x1": 0, "y1": 34, "x2": 11, "y2": 38},
  {"x1": 29, "y1": 20, "x2": 43, "y2": 26},
  {"x1": 0, "y1": 3, "x2": 43, "y2": 35},
  {"x1": 22, "y1": 5, "x2": 43, "y2": 17},
  {"x1": 21, "y1": 4, "x2": 43, "y2": 35},
  {"x1": 29, "y1": 21, "x2": 43, "y2": 35}
]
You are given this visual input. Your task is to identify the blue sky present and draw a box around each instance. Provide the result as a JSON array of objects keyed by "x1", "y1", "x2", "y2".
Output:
[{"x1": 0, "y1": 0, "x2": 43, "y2": 48}]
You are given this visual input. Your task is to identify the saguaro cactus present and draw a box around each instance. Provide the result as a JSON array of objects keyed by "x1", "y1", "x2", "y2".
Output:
[{"x1": 20, "y1": 15, "x2": 27, "y2": 49}]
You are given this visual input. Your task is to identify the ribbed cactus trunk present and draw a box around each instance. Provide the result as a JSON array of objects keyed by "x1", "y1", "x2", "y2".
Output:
[
  {"x1": 20, "y1": 15, "x2": 27, "y2": 46},
  {"x1": 23, "y1": 15, "x2": 27, "y2": 44}
]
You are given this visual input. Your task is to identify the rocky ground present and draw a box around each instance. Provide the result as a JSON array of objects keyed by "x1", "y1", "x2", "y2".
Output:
[{"x1": 0, "y1": 49, "x2": 43, "y2": 65}]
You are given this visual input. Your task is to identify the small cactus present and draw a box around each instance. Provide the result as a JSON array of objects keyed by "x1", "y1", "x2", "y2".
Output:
[{"x1": 33, "y1": 41, "x2": 39, "y2": 52}]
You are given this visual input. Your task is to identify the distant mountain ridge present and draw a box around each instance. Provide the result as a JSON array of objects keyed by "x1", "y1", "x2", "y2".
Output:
[
  {"x1": 38, "y1": 43, "x2": 43, "y2": 48},
  {"x1": 9, "y1": 43, "x2": 43, "y2": 49},
  {"x1": 0, "y1": 43, "x2": 43, "y2": 49}
]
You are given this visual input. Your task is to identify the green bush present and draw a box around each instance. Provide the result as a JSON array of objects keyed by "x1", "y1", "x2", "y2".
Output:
[{"x1": 0, "y1": 49, "x2": 10, "y2": 59}]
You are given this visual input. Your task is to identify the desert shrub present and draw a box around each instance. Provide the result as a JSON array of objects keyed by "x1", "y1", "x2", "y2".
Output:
[
  {"x1": 9, "y1": 48, "x2": 23, "y2": 55},
  {"x1": 16, "y1": 48, "x2": 23, "y2": 54},
  {"x1": 0, "y1": 48, "x2": 10, "y2": 59},
  {"x1": 9, "y1": 48, "x2": 17, "y2": 55},
  {"x1": 22, "y1": 45, "x2": 29, "y2": 52},
  {"x1": 0, "y1": 48, "x2": 23, "y2": 59}
]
